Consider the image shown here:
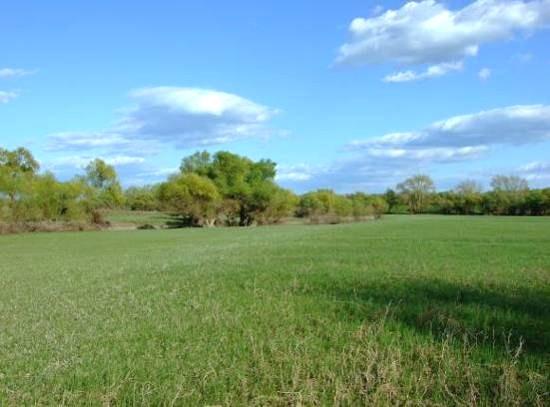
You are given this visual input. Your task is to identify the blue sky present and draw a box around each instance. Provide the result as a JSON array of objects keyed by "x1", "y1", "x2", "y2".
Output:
[{"x1": 1, "y1": 0, "x2": 550, "y2": 192}]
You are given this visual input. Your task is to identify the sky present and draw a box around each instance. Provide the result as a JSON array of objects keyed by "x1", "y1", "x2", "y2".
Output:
[{"x1": 1, "y1": 0, "x2": 550, "y2": 193}]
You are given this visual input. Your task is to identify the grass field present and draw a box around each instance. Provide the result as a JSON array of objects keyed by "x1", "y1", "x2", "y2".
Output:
[
  {"x1": 103, "y1": 210, "x2": 174, "y2": 229},
  {"x1": 0, "y1": 216, "x2": 548, "y2": 405}
]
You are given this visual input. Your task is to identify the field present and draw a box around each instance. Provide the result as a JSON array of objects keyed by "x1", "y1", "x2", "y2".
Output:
[{"x1": 0, "y1": 216, "x2": 548, "y2": 405}]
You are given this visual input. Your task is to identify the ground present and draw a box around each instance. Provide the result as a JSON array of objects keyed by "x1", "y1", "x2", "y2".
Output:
[{"x1": 0, "y1": 215, "x2": 548, "y2": 405}]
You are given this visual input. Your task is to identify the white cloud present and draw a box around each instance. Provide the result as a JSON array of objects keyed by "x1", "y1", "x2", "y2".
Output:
[
  {"x1": 0, "y1": 90, "x2": 17, "y2": 104},
  {"x1": 0, "y1": 68, "x2": 35, "y2": 79},
  {"x1": 119, "y1": 87, "x2": 277, "y2": 146},
  {"x1": 49, "y1": 154, "x2": 146, "y2": 170},
  {"x1": 336, "y1": 0, "x2": 550, "y2": 79},
  {"x1": 519, "y1": 161, "x2": 550, "y2": 172},
  {"x1": 47, "y1": 132, "x2": 131, "y2": 150},
  {"x1": 365, "y1": 146, "x2": 487, "y2": 161},
  {"x1": 517, "y1": 161, "x2": 550, "y2": 181},
  {"x1": 384, "y1": 61, "x2": 463, "y2": 82},
  {"x1": 276, "y1": 172, "x2": 312, "y2": 182},
  {"x1": 276, "y1": 164, "x2": 318, "y2": 182},
  {"x1": 105, "y1": 155, "x2": 146, "y2": 166},
  {"x1": 353, "y1": 105, "x2": 550, "y2": 150},
  {"x1": 47, "y1": 87, "x2": 278, "y2": 151},
  {"x1": 280, "y1": 105, "x2": 550, "y2": 193},
  {"x1": 478, "y1": 67, "x2": 491, "y2": 80}
]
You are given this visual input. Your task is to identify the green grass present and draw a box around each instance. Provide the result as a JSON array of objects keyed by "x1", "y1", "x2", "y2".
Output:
[
  {"x1": 1, "y1": 216, "x2": 549, "y2": 405},
  {"x1": 103, "y1": 210, "x2": 173, "y2": 229}
]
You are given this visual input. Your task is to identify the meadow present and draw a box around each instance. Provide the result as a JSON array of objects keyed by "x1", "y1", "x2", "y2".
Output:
[{"x1": 0, "y1": 215, "x2": 548, "y2": 405}]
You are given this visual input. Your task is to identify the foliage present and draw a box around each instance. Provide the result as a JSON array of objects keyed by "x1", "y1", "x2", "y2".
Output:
[
  {"x1": 168, "y1": 151, "x2": 296, "y2": 226},
  {"x1": 85, "y1": 159, "x2": 125, "y2": 208},
  {"x1": 158, "y1": 173, "x2": 221, "y2": 227},
  {"x1": 0, "y1": 148, "x2": 127, "y2": 230},
  {"x1": 396, "y1": 174, "x2": 436, "y2": 214},
  {"x1": 384, "y1": 188, "x2": 399, "y2": 213},
  {"x1": 124, "y1": 185, "x2": 161, "y2": 211}
]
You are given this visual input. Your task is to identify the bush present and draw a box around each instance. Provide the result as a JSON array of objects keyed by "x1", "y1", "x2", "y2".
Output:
[{"x1": 137, "y1": 224, "x2": 156, "y2": 230}]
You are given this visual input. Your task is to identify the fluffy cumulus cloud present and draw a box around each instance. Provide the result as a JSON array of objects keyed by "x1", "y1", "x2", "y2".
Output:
[
  {"x1": 336, "y1": 0, "x2": 550, "y2": 80},
  {"x1": 48, "y1": 87, "x2": 278, "y2": 151},
  {"x1": 0, "y1": 90, "x2": 18, "y2": 104}
]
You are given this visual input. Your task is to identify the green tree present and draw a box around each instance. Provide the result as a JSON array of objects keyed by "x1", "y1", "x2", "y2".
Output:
[
  {"x1": 454, "y1": 180, "x2": 483, "y2": 214},
  {"x1": 0, "y1": 147, "x2": 40, "y2": 203},
  {"x1": 489, "y1": 175, "x2": 529, "y2": 215},
  {"x1": 85, "y1": 159, "x2": 124, "y2": 208},
  {"x1": 180, "y1": 151, "x2": 212, "y2": 176},
  {"x1": 384, "y1": 189, "x2": 399, "y2": 213},
  {"x1": 159, "y1": 173, "x2": 221, "y2": 227},
  {"x1": 396, "y1": 175, "x2": 435, "y2": 214},
  {"x1": 490, "y1": 175, "x2": 528, "y2": 193},
  {"x1": 125, "y1": 185, "x2": 160, "y2": 211},
  {"x1": 297, "y1": 189, "x2": 353, "y2": 223},
  {"x1": 0, "y1": 147, "x2": 40, "y2": 174},
  {"x1": 177, "y1": 151, "x2": 283, "y2": 226}
]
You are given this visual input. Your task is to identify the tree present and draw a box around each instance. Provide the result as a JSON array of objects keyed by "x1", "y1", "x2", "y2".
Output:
[
  {"x1": 384, "y1": 189, "x2": 399, "y2": 213},
  {"x1": 0, "y1": 147, "x2": 40, "y2": 174},
  {"x1": 396, "y1": 175, "x2": 435, "y2": 214},
  {"x1": 176, "y1": 151, "x2": 285, "y2": 226},
  {"x1": 368, "y1": 196, "x2": 389, "y2": 218},
  {"x1": 297, "y1": 189, "x2": 353, "y2": 223},
  {"x1": 454, "y1": 180, "x2": 483, "y2": 215},
  {"x1": 85, "y1": 159, "x2": 124, "y2": 208},
  {"x1": 159, "y1": 173, "x2": 221, "y2": 227},
  {"x1": 490, "y1": 175, "x2": 528, "y2": 193},
  {"x1": 125, "y1": 185, "x2": 160, "y2": 211},
  {"x1": 455, "y1": 180, "x2": 482, "y2": 195},
  {"x1": 0, "y1": 148, "x2": 40, "y2": 218},
  {"x1": 348, "y1": 192, "x2": 371, "y2": 219},
  {"x1": 85, "y1": 159, "x2": 117, "y2": 189},
  {"x1": 180, "y1": 151, "x2": 212, "y2": 176},
  {"x1": 523, "y1": 189, "x2": 546, "y2": 215},
  {"x1": 489, "y1": 175, "x2": 529, "y2": 215},
  {"x1": 256, "y1": 188, "x2": 298, "y2": 225}
]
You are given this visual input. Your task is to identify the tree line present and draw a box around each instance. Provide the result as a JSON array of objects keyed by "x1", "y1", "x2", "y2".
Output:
[
  {"x1": 1, "y1": 147, "x2": 549, "y2": 232},
  {"x1": 386, "y1": 174, "x2": 550, "y2": 216}
]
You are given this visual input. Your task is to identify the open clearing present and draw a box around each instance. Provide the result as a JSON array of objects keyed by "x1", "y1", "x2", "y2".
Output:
[{"x1": 1, "y1": 216, "x2": 549, "y2": 405}]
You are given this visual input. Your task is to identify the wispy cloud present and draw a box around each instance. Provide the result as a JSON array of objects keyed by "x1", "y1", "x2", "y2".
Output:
[
  {"x1": 517, "y1": 160, "x2": 550, "y2": 181},
  {"x1": 384, "y1": 61, "x2": 463, "y2": 83},
  {"x1": 478, "y1": 68, "x2": 492, "y2": 80},
  {"x1": 0, "y1": 68, "x2": 36, "y2": 79},
  {"x1": 47, "y1": 132, "x2": 132, "y2": 151},
  {"x1": 47, "y1": 154, "x2": 146, "y2": 170},
  {"x1": 351, "y1": 105, "x2": 550, "y2": 150},
  {"x1": 0, "y1": 90, "x2": 18, "y2": 104}
]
